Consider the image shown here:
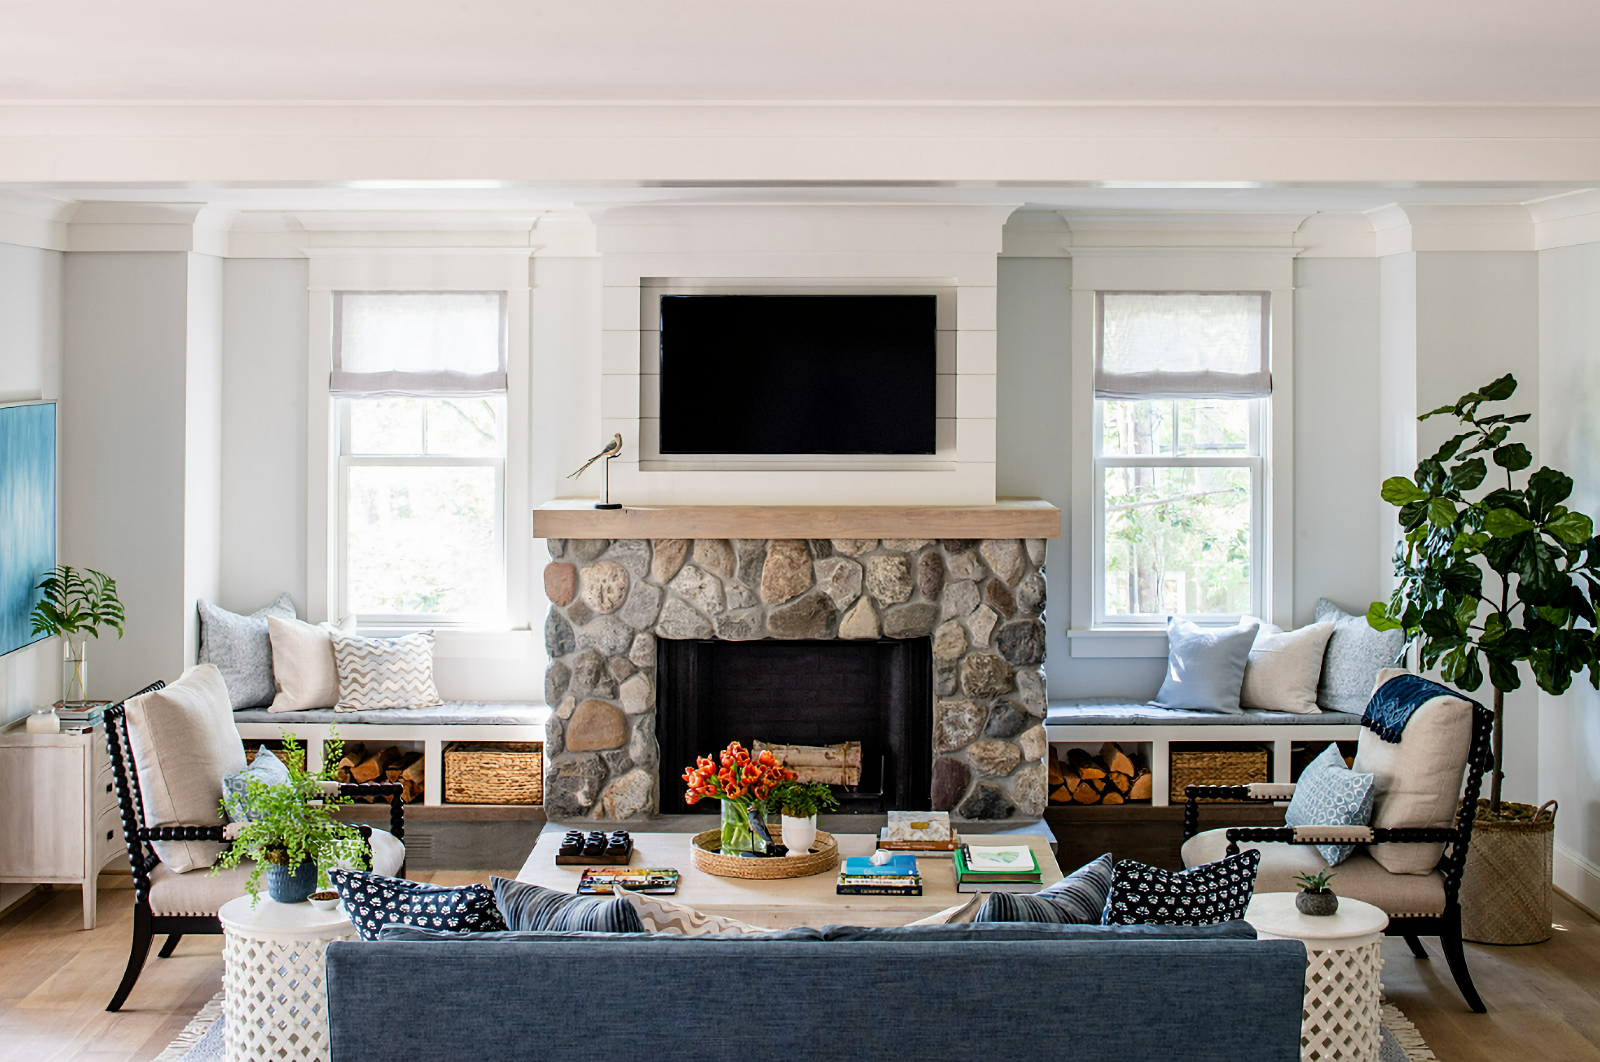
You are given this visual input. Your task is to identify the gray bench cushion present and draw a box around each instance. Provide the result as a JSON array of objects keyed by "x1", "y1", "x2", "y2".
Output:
[
  {"x1": 1048, "y1": 699, "x2": 1363, "y2": 726},
  {"x1": 232, "y1": 701, "x2": 547, "y2": 726}
]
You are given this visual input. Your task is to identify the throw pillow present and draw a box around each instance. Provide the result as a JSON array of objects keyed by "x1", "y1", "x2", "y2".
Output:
[
  {"x1": 1284, "y1": 744, "x2": 1375, "y2": 865},
  {"x1": 491, "y1": 876, "x2": 643, "y2": 933},
  {"x1": 330, "y1": 869, "x2": 507, "y2": 940},
  {"x1": 221, "y1": 745, "x2": 291, "y2": 823},
  {"x1": 122, "y1": 664, "x2": 245, "y2": 873},
  {"x1": 1102, "y1": 851, "x2": 1261, "y2": 926},
  {"x1": 1150, "y1": 618, "x2": 1259, "y2": 713},
  {"x1": 331, "y1": 630, "x2": 444, "y2": 711},
  {"x1": 1240, "y1": 620, "x2": 1335, "y2": 714},
  {"x1": 974, "y1": 853, "x2": 1114, "y2": 924},
  {"x1": 905, "y1": 892, "x2": 984, "y2": 927},
  {"x1": 267, "y1": 615, "x2": 354, "y2": 713},
  {"x1": 1315, "y1": 598, "x2": 1405, "y2": 713},
  {"x1": 613, "y1": 886, "x2": 775, "y2": 934},
  {"x1": 197, "y1": 593, "x2": 296, "y2": 709},
  {"x1": 1353, "y1": 668, "x2": 1474, "y2": 874}
]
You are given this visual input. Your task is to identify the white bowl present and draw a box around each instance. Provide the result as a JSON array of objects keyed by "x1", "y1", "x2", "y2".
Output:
[{"x1": 308, "y1": 893, "x2": 341, "y2": 911}]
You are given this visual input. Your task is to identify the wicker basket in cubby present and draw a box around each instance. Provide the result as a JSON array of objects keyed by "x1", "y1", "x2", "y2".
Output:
[
  {"x1": 443, "y1": 742, "x2": 544, "y2": 805},
  {"x1": 1169, "y1": 744, "x2": 1270, "y2": 803}
]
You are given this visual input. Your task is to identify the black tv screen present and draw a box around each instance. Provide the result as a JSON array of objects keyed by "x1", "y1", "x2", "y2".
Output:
[{"x1": 658, "y1": 294, "x2": 938, "y2": 455}]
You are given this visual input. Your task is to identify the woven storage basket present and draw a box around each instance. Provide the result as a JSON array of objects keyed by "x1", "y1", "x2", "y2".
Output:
[
  {"x1": 1169, "y1": 744, "x2": 1270, "y2": 803},
  {"x1": 1461, "y1": 799, "x2": 1556, "y2": 945},
  {"x1": 443, "y1": 742, "x2": 544, "y2": 805},
  {"x1": 245, "y1": 742, "x2": 306, "y2": 773},
  {"x1": 690, "y1": 826, "x2": 839, "y2": 880}
]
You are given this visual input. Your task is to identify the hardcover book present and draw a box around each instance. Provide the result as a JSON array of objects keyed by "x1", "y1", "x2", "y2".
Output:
[{"x1": 577, "y1": 867, "x2": 680, "y2": 895}]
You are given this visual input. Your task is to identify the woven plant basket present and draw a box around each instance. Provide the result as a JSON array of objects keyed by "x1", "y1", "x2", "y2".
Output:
[
  {"x1": 1169, "y1": 744, "x2": 1270, "y2": 803},
  {"x1": 690, "y1": 826, "x2": 839, "y2": 880},
  {"x1": 443, "y1": 742, "x2": 544, "y2": 805},
  {"x1": 1461, "y1": 799, "x2": 1556, "y2": 946}
]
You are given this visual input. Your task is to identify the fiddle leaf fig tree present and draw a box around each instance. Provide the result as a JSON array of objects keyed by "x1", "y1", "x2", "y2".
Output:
[{"x1": 1367, "y1": 374, "x2": 1600, "y2": 813}]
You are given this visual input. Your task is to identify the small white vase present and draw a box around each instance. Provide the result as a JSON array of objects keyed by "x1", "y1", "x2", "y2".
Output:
[{"x1": 782, "y1": 814, "x2": 818, "y2": 856}]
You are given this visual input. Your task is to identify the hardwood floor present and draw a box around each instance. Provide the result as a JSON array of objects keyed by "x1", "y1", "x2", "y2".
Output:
[{"x1": 1, "y1": 872, "x2": 1597, "y2": 1061}]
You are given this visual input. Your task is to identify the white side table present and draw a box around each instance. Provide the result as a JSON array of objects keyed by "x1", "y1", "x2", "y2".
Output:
[
  {"x1": 1246, "y1": 892, "x2": 1389, "y2": 1062},
  {"x1": 219, "y1": 895, "x2": 356, "y2": 1062}
]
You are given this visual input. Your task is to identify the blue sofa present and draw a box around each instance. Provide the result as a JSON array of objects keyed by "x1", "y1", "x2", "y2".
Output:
[{"x1": 325, "y1": 923, "x2": 1307, "y2": 1062}]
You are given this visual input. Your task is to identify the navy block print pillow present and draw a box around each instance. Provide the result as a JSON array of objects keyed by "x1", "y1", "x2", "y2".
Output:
[
  {"x1": 330, "y1": 869, "x2": 508, "y2": 940},
  {"x1": 1102, "y1": 851, "x2": 1261, "y2": 926}
]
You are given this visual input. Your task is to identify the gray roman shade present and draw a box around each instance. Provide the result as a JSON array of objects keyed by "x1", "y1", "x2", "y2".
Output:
[
  {"x1": 1095, "y1": 292, "x2": 1271, "y2": 400},
  {"x1": 331, "y1": 291, "x2": 508, "y2": 398}
]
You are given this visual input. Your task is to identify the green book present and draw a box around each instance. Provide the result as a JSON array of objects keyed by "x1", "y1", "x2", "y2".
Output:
[{"x1": 954, "y1": 845, "x2": 1041, "y2": 883}]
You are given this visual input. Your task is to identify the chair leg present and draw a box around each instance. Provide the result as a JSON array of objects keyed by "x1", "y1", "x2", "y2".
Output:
[
  {"x1": 1439, "y1": 910, "x2": 1488, "y2": 1013},
  {"x1": 1404, "y1": 934, "x2": 1428, "y2": 959},
  {"x1": 107, "y1": 905, "x2": 155, "y2": 1012},
  {"x1": 157, "y1": 933, "x2": 183, "y2": 958}
]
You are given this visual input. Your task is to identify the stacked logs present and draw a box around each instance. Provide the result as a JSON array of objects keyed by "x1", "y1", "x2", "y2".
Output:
[
  {"x1": 335, "y1": 743, "x2": 424, "y2": 805},
  {"x1": 1049, "y1": 743, "x2": 1153, "y2": 804}
]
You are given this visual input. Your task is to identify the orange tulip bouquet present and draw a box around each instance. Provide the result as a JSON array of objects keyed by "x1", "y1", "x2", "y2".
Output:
[{"x1": 683, "y1": 741, "x2": 796, "y2": 856}]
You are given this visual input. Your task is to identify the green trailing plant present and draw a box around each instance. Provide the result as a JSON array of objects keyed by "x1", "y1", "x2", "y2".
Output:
[
  {"x1": 29, "y1": 565, "x2": 125, "y2": 640},
  {"x1": 763, "y1": 780, "x2": 841, "y2": 819},
  {"x1": 1294, "y1": 869, "x2": 1336, "y2": 894},
  {"x1": 1367, "y1": 374, "x2": 1600, "y2": 814},
  {"x1": 214, "y1": 734, "x2": 369, "y2": 900}
]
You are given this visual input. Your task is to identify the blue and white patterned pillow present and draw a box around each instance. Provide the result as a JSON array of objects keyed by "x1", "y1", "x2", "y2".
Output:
[
  {"x1": 1285, "y1": 743, "x2": 1376, "y2": 865},
  {"x1": 974, "y1": 853, "x2": 1114, "y2": 924},
  {"x1": 1102, "y1": 851, "x2": 1261, "y2": 926},
  {"x1": 221, "y1": 746, "x2": 291, "y2": 823},
  {"x1": 330, "y1": 870, "x2": 507, "y2": 940},
  {"x1": 491, "y1": 876, "x2": 643, "y2": 933},
  {"x1": 1315, "y1": 598, "x2": 1405, "y2": 713}
]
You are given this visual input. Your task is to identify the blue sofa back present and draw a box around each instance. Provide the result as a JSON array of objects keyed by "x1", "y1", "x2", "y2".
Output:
[{"x1": 326, "y1": 934, "x2": 1307, "y2": 1062}]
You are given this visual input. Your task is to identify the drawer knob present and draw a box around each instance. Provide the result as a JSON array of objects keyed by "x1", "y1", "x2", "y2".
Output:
[
  {"x1": 106, "y1": 783, "x2": 113, "y2": 794},
  {"x1": 106, "y1": 831, "x2": 114, "y2": 841}
]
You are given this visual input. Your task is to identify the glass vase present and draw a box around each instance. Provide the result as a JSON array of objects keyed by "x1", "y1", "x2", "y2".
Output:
[
  {"x1": 62, "y1": 638, "x2": 88, "y2": 707},
  {"x1": 720, "y1": 799, "x2": 767, "y2": 856}
]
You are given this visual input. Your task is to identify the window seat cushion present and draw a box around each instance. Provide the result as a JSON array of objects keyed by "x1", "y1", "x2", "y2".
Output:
[
  {"x1": 231, "y1": 701, "x2": 547, "y2": 726},
  {"x1": 1047, "y1": 700, "x2": 1362, "y2": 726}
]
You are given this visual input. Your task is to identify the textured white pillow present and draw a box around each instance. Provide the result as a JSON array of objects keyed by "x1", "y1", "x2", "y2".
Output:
[
  {"x1": 267, "y1": 616, "x2": 354, "y2": 712},
  {"x1": 905, "y1": 892, "x2": 985, "y2": 926},
  {"x1": 123, "y1": 664, "x2": 246, "y2": 873},
  {"x1": 1240, "y1": 620, "x2": 1335, "y2": 714},
  {"x1": 331, "y1": 630, "x2": 444, "y2": 711},
  {"x1": 1353, "y1": 668, "x2": 1474, "y2": 874},
  {"x1": 612, "y1": 886, "x2": 774, "y2": 934}
]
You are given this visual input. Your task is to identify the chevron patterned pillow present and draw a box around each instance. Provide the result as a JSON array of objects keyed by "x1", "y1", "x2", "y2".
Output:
[{"x1": 331, "y1": 630, "x2": 445, "y2": 711}]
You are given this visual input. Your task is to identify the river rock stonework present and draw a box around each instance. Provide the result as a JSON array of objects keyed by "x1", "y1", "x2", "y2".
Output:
[{"x1": 542, "y1": 536, "x2": 1048, "y2": 820}]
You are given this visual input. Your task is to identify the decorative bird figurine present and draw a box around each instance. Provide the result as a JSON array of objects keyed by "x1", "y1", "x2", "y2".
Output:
[{"x1": 568, "y1": 433, "x2": 623, "y2": 480}]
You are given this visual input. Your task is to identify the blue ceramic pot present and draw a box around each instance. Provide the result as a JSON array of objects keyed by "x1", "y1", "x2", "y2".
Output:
[{"x1": 266, "y1": 860, "x2": 318, "y2": 904}]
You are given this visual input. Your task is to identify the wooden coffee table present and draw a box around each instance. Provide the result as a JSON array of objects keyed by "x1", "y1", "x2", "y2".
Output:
[{"x1": 516, "y1": 831, "x2": 1062, "y2": 929}]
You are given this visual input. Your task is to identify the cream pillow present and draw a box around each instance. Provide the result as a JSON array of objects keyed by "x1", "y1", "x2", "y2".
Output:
[
  {"x1": 123, "y1": 664, "x2": 246, "y2": 873},
  {"x1": 1353, "y1": 668, "x2": 1474, "y2": 874},
  {"x1": 905, "y1": 892, "x2": 985, "y2": 926},
  {"x1": 1240, "y1": 620, "x2": 1335, "y2": 714},
  {"x1": 267, "y1": 616, "x2": 353, "y2": 712},
  {"x1": 612, "y1": 886, "x2": 774, "y2": 934}
]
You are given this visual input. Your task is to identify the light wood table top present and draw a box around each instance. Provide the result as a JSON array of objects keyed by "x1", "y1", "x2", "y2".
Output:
[{"x1": 516, "y1": 831, "x2": 1063, "y2": 929}]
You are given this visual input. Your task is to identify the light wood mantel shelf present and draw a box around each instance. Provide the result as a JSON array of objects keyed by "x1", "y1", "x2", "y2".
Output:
[{"x1": 532, "y1": 499, "x2": 1060, "y2": 540}]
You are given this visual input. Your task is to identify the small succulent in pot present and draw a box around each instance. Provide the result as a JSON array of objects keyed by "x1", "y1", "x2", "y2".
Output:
[{"x1": 1294, "y1": 869, "x2": 1339, "y2": 916}]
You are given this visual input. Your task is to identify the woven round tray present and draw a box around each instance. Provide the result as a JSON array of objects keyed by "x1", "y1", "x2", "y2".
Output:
[{"x1": 690, "y1": 826, "x2": 840, "y2": 880}]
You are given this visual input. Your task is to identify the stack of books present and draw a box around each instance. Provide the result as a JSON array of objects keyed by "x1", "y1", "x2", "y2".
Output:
[
  {"x1": 953, "y1": 844, "x2": 1044, "y2": 894},
  {"x1": 55, "y1": 701, "x2": 109, "y2": 730},
  {"x1": 836, "y1": 854, "x2": 923, "y2": 896}
]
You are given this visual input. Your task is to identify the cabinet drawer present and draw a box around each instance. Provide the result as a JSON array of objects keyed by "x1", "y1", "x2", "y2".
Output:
[
  {"x1": 94, "y1": 771, "x2": 119, "y2": 816},
  {"x1": 96, "y1": 802, "x2": 125, "y2": 867}
]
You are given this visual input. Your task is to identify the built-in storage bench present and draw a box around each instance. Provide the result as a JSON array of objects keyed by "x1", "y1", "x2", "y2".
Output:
[{"x1": 233, "y1": 702, "x2": 548, "y2": 809}]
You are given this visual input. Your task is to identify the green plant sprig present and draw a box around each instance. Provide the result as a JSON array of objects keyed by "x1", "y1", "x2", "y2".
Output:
[
  {"x1": 761, "y1": 779, "x2": 841, "y2": 819},
  {"x1": 1294, "y1": 869, "x2": 1336, "y2": 893},
  {"x1": 29, "y1": 565, "x2": 125, "y2": 640}
]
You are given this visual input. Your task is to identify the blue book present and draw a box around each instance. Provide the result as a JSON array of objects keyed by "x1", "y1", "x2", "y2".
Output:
[{"x1": 842, "y1": 855, "x2": 918, "y2": 878}]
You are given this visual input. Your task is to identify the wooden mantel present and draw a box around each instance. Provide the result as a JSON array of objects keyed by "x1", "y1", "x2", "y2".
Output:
[{"x1": 533, "y1": 499, "x2": 1061, "y2": 540}]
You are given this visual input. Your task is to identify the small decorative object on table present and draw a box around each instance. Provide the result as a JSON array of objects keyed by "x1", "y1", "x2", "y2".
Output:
[
  {"x1": 556, "y1": 829, "x2": 634, "y2": 865},
  {"x1": 578, "y1": 866, "x2": 680, "y2": 895},
  {"x1": 308, "y1": 890, "x2": 340, "y2": 911},
  {"x1": 682, "y1": 740, "x2": 796, "y2": 857},
  {"x1": 762, "y1": 779, "x2": 840, "y2": 856},
  {"x1": 1294, "y1": 869, "x2": 1339, "y2": 916},
  {"x1": 28, "y1": 565, "x2": 125, "y2": 709},
  {"x1": 878, "y1": 810, "x2": 959, "y2": 852}
]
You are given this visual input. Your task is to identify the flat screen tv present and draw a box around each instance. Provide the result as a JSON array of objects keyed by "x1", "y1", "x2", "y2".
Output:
[{"x1": 658, "y1": 294, "x2": 937, "y2": 455}]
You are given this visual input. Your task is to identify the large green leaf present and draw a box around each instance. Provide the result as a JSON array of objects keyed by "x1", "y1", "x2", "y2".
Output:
[
  {"x1": 1484, "y1": 508, "x2": 1536, "y2": 537},
  {"x1": 1381, "y1": 476, "x2": 1428, "y2": 505},
  {"x1": 1428, "y1": 498, "x2": 1458, "y2": 527},
  {"x1": 1398, "y1": 501, "x2": 1429, "y2": 530},
  {"x1": 1494, "y1": 443, "x2": 1533, "y2": 472},
  {"x1": 1513, "y1": 535, "x2": 1565, "y2": 604},
  {"x1": 1485, "y1": 651, "x2": 1523, "y2": 692},
  {"x1": 1366, "y1": 602, "x2": 1403, "y2": 631},
  {"x1": 1528, "y1": 467, "x2": 1575, "y2": 518},
  {"x1": 1433, "y1": 433, "x2": 1475, "y2": 463},
  {"x1": 1480, "y1": 374, "x2": 1518, "y2": 402},
  {"x1": 1546, "y1": 511, "x2": 1594, "y2": 545},
  {"x1": 1447, "y1": 456, "x2": 1488, "y2": 492}
]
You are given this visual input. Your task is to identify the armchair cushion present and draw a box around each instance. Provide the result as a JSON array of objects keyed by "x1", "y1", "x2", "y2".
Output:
[
  {"x1": 1181, "y1": 829, "x2": 1447, "y2": 918},
  {"x1": 123, "y1": 664, "x2": 246, "y2": 872},
  {"x1": 1354, "y1": 669, "x2": 1473, "y2": 874},
  {"x1": 1284, "y1": 744, "x2": 1375, "y2": 866}
]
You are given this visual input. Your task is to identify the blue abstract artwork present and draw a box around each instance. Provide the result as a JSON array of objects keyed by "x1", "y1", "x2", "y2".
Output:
[{"x1": 0, "y1": 402, "x2": 55, "y2": 657}]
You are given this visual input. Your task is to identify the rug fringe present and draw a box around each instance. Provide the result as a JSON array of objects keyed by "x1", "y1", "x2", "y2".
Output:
[
  {"x1": 152, "y1": 990, "x2": 225, "y2": 1060},
  {"x1": 1381, "y1": 1001, "x2": 1438, "y2": 1062}
]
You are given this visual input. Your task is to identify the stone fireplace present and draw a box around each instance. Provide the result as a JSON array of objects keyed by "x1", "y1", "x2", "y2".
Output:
[{"x1": 539, "y1": 533, "x2": 1050, "y2": 821}]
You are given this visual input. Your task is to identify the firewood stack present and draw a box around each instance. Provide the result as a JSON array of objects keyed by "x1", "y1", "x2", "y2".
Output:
[
  {"x1": 335, "y1": 743, "x2": 425, "y2": 805},
  {"x1": 1049, "y1": 743, "x2": 1153, "y2": 804}
]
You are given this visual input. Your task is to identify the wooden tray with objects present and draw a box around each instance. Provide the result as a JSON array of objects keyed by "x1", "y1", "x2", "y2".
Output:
[{"x1": 555, "y1": 830, "x2": 634, "y2": 866}]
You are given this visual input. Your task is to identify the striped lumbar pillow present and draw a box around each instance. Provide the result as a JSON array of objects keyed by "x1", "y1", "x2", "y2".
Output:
[
  {"x1": 331, "y1": 630, "x2": 444, "y2": 711},
  {"x1": 974, "y1": 852, "x2": 1115, "y2": 924}
]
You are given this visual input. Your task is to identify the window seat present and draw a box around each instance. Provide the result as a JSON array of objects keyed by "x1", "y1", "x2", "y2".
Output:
[
  {"x1": 232, "y1": 702, "x2": 548, "y2": 727},
  {"x1": 1047, "y1": 701, "x2": 1362, "y2": 727}
]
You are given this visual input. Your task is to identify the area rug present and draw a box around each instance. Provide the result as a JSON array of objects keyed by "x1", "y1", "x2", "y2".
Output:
[{"x1": 1381, "y1": 1001, "x2": 1439, "y2": 1061}]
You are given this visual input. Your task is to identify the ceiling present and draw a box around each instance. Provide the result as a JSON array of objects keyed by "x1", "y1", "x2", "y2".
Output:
[{"x1": 6, "y1": 0, "x2": 1600, "y2": 103}]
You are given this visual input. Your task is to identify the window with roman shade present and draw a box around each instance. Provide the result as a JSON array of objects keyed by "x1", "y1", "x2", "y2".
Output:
[
  {"x1": 332, "y1": 291, "x2": 508, "y2": 398},
  {"x1": 1095, "y1": 292, "x2": 1270, "y2": 400}
]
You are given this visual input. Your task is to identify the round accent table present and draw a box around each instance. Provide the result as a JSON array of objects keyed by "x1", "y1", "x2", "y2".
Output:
[
  {"x1": 219, "y1": 895, "x2": 356, "y2": 1062},
  {"x1": 1245, "y1": 892, "x2": 1389, "y2": 1062}
]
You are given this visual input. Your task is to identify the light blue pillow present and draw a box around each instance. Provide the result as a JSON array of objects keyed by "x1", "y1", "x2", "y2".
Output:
[
  {"x1": 198, "y1": 593, "x2": 297, "y2": 709},
  {"x1": 222, "y1": 745, "x2": 291, "y2": 823},
  {"x1": 1285, "y1": 744, "x2": 1375, "y2": 866},
  {"x1": 1149, "y1": 618, "x2": 1258, "y2": 713}
]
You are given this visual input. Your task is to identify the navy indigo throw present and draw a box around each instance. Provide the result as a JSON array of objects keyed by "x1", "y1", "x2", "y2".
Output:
[{"x1": 1363, "y1": 673, "x2": 1478, "y2": 743}]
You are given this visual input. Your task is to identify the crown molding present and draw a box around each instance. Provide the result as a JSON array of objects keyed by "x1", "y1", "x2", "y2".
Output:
[
  {"x1": 0, "y1": 191, "x2": 76, "y2": 250},
  {"x1": 1527, "y1": 189, "x2": 1600, "y2": 250},
  {"x1": 64, "y1": 201, "x2": 238, "y2": 255}
]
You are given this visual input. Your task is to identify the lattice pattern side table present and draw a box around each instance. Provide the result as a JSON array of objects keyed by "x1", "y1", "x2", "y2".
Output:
[
  {"x1": 219, "y1": 895, "x2": 356, "y2": 1062},
  {"x1": 1246, "y1": 892, "x2": 1389, "y2": 1062}
]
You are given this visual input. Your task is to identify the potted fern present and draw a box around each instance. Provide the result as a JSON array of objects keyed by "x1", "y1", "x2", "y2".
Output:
[
  {"x1": 763, "y1": 780, "x2": 840, "y2": 857},
  {"x1": 215, "y1": 736, "x2": 369, "y2": 904}
]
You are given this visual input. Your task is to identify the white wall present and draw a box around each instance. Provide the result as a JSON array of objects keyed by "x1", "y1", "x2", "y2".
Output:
[
  {"x1": 1537, "y1": 240, "x2": 1600, "y2": 912},
  {"x1": 184, "y1": 253, "x2": 224, "y2": 665},
  {"x1": 0, "y1": 242, "x2": 62, "y2": 727}
]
